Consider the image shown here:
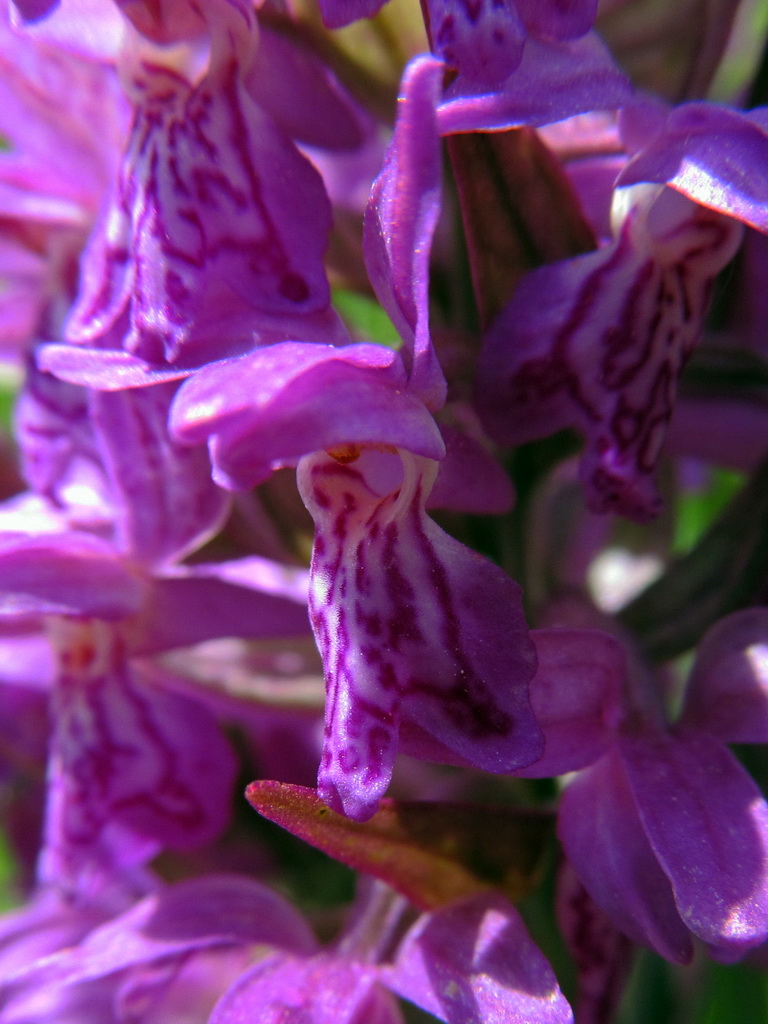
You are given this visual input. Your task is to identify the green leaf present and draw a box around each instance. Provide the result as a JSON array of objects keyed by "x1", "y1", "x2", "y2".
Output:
[
  {"x1": 0, "y1": 363, "x2": 21, "y2": 433},
  {"x1": 332, "y1": 288, "x2": 402, "y2": 349},
  {"x1": 673, "y1": 467, "x2": 744, "y2": 554},
  {"x1": 0, "y1": 830, "x2": 19, "y2": 912},
  {"x1": 247, "y1": 781, "x2": 553, "y2": 911}
]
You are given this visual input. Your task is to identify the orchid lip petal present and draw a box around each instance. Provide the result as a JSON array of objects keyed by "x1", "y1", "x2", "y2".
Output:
[{"x1": 299, "y1": 449, "x2": 541, "y2": 821}]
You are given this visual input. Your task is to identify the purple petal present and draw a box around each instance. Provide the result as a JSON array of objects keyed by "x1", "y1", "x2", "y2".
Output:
[
  {"x1": 245, "y1": 23, "x2": 368, "y2": 152},
  {"x1": 170, "y1": 343, "x2": 445, "y2": 490},
  {"x1": 1, "y1": 879, "x2": 318, "y2": 1024},
  {"x1": 0, "y1": 631, "x2": 55, "y2": 688},
  {"x1": 40, "y1": 622, "x2": 238, "y2": 893},
  {"x1": 515, "y1": 0, "x2": 597, "y2": 40},
  {"x1": 210, "y1": 954, "x2": 399, "y2": 1024},
  {"x1": 438, "y1": 34, "x2": 633, "y2": 135},
  {"x1": 8, "y1": 0, "x2": 125, "y2": 61},
  {"x1": 429, "y1": 0, "x2": 526, "y2": 85},
  {"x1": 0, "y1": 532, "x2": 145, "y2": 620},
  {"x1": 681, "y1": 609, "x2": 768, "y2": 743},
  {"x1": 558, "y1": 749, "x2": 694, "y2": 963},
  {"x1": 89, "y1": 384, "x2": 229, "y2": 567},
  {"x1": 67, "y1": 56, "x2": 332, "y2": 364},
  {"x1": 621, "y1": 728, "x2": 768, "y2": 957},
  {"x1": 556, "y1": 862, "x2": 634, "y2": 1024},
  {"x1": 5, "y1": 877, "x2": 315, "y2": 996},
  {"x1": 515, "y1": 628, "x2": 623, "y2": 778},
  {"x1": 14, "y1": 364, "x2": 108, "y2": 511},
  {"x1": 387, "y1": 893, "x2": 573, "y2": 1024},
  {"x1": 618, "y1": 103, "x2": 768, "y2": 233},
  {"x1": 364, "y1": 56, "x2": 447, "y2": 410},
  {"x1": 0, "y1": 14, "x2": 125, "y2": 216},
  {"x1": 38, "y1": 345, "x2": 195, "y2": 389},
  {"x1": 0, "y1": 894, "x2": 106, "y2": 982},
  {"x1": 477, "y1": 187, "x2": 743, "y2": 520},
  {"x1": 11, "y1": 0, "x2": 59, "y2": 21},
  {"x1": 134, "y1": 558, "x2": 310, "y2": 654},
  {"x1": 299, "y1": 449, "x2": 541, "y2": 821},
  {"x1": 427, "y1": 425, "x2": 514, "y2": 514}
]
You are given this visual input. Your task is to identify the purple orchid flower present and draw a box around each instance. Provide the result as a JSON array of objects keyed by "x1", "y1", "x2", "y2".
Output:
[
  {"x1": 170, "y1": 340, "x2": 542, "y2": 820},
  {"x1": 0, "y1": 511, "x2": 312, "y2": 898},
  {"x1": 211, "y1": 891, "x2": 573, "y2": 1024},
  {"x1": 169, "y1": 56, "x2": 545, "y2": 819},
  {"x1": 1, "y1": 363, "x2": 313, "y2": 897},
  {"x1": 0, "y1": 873, "x2": 573, "y2": 1024},
  {"x1": 477, "y1": 98, "x2": 768, "y2": 520},
  {"x1": 557, "y1": 608, "x2": 768, "y2": 963},
  {"x1": 62, "y1": 0, "x2": 342, "y2": 370}
]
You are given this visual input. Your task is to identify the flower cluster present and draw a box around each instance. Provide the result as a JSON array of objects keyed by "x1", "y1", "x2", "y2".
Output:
[{"x1": 1, "y1": 0, "x2": 768, "y2": 1021}]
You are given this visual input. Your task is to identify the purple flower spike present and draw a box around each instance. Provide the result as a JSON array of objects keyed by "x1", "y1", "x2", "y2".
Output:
[
  {"x1": 364, "y1": 56, "x2": 447, "y2": 411},
  {"x1": 478, "y1": 185, "x2": 743, "y2": 519},
  {"x1": 298, "y1": 449, "x2": 541, "y2": 820},
  {"x1": 387, "y1": 893, "x2": 574, "y2": 1023}
]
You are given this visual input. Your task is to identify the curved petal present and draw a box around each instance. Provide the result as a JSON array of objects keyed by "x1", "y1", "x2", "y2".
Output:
[
  {"x1": 558, "y1": 749, "x2": 694, "y2": 964},
  {"x1": 618, "y1": 104, "x2": 768, "y2": 234},
  {"x1": 67, "y1": 56, "x2": 332, "y2": 364},
  {"x1": 89, "y1": 384, "x2": 229, "y2": 568},
  {"x1": 299, "y1": 449, "x2": 541, "y2": 820},
  {"x1": 681, "y1": 608, "x2": 768, "y2": 743},
  {"x1": 438, "y1": 35, "x2": 633, "y2": 136},
  {"x1": 0, "y1": 532, "x2": 145, "y2": 620},
  {"x1": 170, "y1": 343, "x2": 445, "y2": 489},
  {"x1": 210, "y1": 954, "x2": 400, "y2": 1024},
  {"x1": 4, "y1": 876, "x2": 315, "y2": 996},
  {"x1": 515, "y1": 628, "x2": 623, "y2": 778},
  {"x1": 133, "y1": 558, "x2": 310, "y2": 654},
  {"x1": 364, "y1": 56, "x2": 447, "y2": 410},
  {"x1": 387, "y1": 893, "x2": 573, "y2": 1024},
  {"x1": 621, "y1": 729, "x2": 768, "y2": 958}
]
